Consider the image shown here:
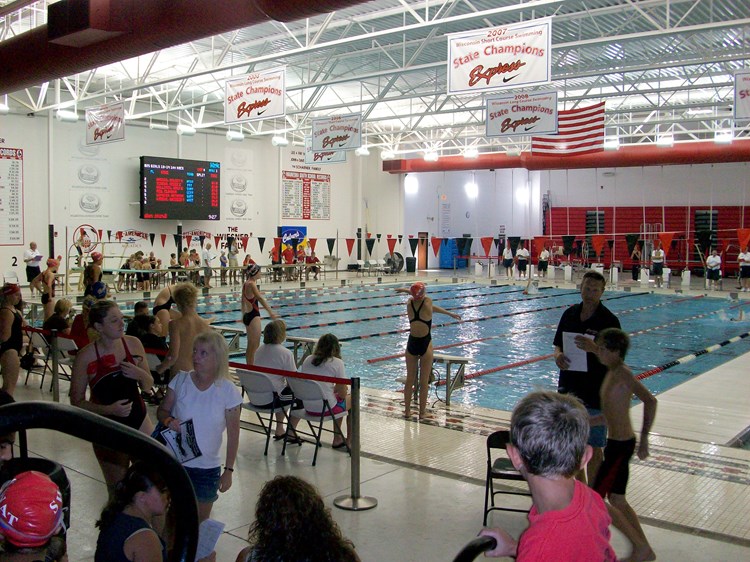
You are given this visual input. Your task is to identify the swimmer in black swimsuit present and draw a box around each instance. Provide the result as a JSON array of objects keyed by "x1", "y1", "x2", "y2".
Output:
[
  {"x1": 395, "y1": 283, "x2": 461, "y2": 419},
  {"x1": 0, "y1": 283, "x2": 24, "y2": 395},
  {"x1": 242, "y1": 264, "x2": 279, "y2": 366},
  {"x1": 32, "y1": 258, "x2": 58, "y2": 320},
  {"x1": 152, "y1": 285, "x2": 178, "y2": 337}
]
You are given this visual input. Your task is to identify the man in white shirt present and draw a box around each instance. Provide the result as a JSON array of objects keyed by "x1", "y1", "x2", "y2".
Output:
[
  {"x1": 23, "y1": 241, "x2": 43, "y2": 294},
  {"x1": 502, "y1": 245, "x2": 514, "y2": 279},
  {"x1": 650, "y1": 242, "x2": 665, "y2": 288},
  {"x1": 202, "y1": 243, "x2": 215, "y2": 288},
  {"x1": 738, "y1": 245, "x2": 750, "y2": 292},
  {"x1": 705, "y1": 249, "x2": 722, "y2": 291},
  {"x1": 516, "y1": 244, "x2": 530, "y2": 279},
  {"x1": 538, "y1": 247, "x2": 551, "y2": 278}
]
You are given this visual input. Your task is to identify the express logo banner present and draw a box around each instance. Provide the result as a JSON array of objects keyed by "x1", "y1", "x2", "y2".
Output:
[
  {"x1": 225, "y1": 67, "x2": 286, "y2": 124},
  {"x1": 485, "y1": 91, "x2": 558, "y2": 137},
  {"x1": 448, "y1": 19, "x2": 552, "y2": 95},
  {"x1": 85, "y1": 102, "x2": 125, "y2": 146},
  {"x1": 734, "y1": 71, "x2": 750, "y2": 121},
  {"x1": 304, "y1": 136, "x2": 347, "y2": 164},
  {"x1": 311, "y1": 113, "x2": 362, "y2": 152}
]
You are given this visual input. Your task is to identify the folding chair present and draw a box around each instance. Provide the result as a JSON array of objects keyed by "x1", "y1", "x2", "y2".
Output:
[
  {"x1": 42, "y1": 336, "x2": 77, "y2": 391},
  {"x1": 24, "y1": 331, "x2": 51, "y2": 387},
  {"x1": 483, "y1": 430, "x2": 531, "y2": 525},
  {"x1": 284, "y1": 377, "x2": 349, "y2": 466},
  {"x1": 356, "y1": 260, "x2": 366, "y2": 277},
  {"x1": 4, "y1": 271, "x2": 19, "y2": 285},
  {"x1": 237, "y1": 370, "x2": 293, "y2": 456}
]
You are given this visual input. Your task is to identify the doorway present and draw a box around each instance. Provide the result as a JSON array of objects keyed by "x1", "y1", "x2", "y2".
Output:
[{"x1": 418, "y1": 231, "x2": 428, "y2": 270}]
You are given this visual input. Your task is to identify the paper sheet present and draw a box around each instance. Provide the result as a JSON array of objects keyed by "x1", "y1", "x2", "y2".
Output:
[
  {"x1": 562, "y1": 332, "x2": 594, "y2": 372},
  {"x1": 195, "y1": 518, "x2": 225, "y2": 560}
]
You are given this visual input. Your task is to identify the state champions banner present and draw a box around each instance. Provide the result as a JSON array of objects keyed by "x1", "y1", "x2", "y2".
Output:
[
  {"x1": 311, "y1": 113, "x2": 362, "y2": 151},
  {"x1": 85, "y1": 101, "x2": 125, "y2": 145},
  {"x1": 734, "y1": 71, "x2": 750, "y2": 121},
  {"x1": 448, "y1": 19, "x2": 552, "y2": 95},
  {"x1": 486, "y1": 91, "x2": 558, "y2": 137},
  {"x1": 304, "y1": 136, "x2": 347, "y2": 164},
  {"x1": 224, "y1": 67, "x2": 285, "y2": 124}
]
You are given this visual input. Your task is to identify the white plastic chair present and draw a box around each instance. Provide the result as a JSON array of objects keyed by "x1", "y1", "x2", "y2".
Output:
[{"x1": 238, "y1": 370, "x2": 293, "y2": 456}]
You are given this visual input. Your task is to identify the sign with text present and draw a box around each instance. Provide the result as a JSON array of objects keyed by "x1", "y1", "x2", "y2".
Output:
[
  {"x1": 85, "y1": 102, "x2": 125, "y2": 145},
  {"x1": 224, "y1": 67, "x2": 286, "y2": 124},
  {"x1": 304, "y1": 136, "x2": 347, "y2": 164},
  {"x1": 0, "y1": 148, "x2": 23, "y2": 245},
  {"x1": 486, "y1": 91, "x2": 557, "y2": 137},
  {"x1": 448, "y1": 19, "x2": 552, "y2": 95},
  {"x1": 281, "y1": 171, "x2": 330, "y2": 220},
  {"x1": 734, "y1": 71, "x2": 750, "y2": 121},
  {"x1": 311, "y1": 113, "x2": 362, "y2": 151}
]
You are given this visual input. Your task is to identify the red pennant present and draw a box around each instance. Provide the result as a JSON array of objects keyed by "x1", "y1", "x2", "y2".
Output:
[
  {"x1": 430, "y1": 237, "x2": 442, "y2": 257},
  {"x1": 214, "y1": 236, "x2": 221, "y2": 249},
  {"x1": 160, "y1": 234, "x2": 167, "y2": 247},
  {"x1": 184, "y1": 234, "x2": 192, "y2": 246},
  {"x1": 366, "y1": 232, "x2": 372, "y2": 239},
  {"x1": 738, "y1": 228, "x2": 750, "y2": 249},
  {"x1": 115, "y1": 231, "x2": 122, "y2": 241},
  {"x1": 97, "y1": 229, "x2": 103, "y2": 240},
  {"x1": 591, "y1": 234, "x2": 607, "y2": 256},
  {"x1": 274, "y1": 237, "x2": 282, "y2": 251},
  {"x1": 387, "y1": 238, "x2": 397, "y2": 255},
  {"x1": 533, "y1": 236, "x2": 546, "y2": 256},
  {"x1": 241, "y1": 234, "x2": 250, "y2": 251},
  {"x1": 657, "y1": 232, "x2": 675, "y2": 255},
  {"x1": 387, "y1": 234, "x2": 392, "y2": 238},
  {"x1": 480, "y1": 236, "x2": 493, "y2": 257},
  {"x1": 309, "y1": 238, "x2": 317, "y2": 252},
  {"x1": 408, "y1": 234, "x2": 414, "y2": 238},
  {"x1": 345, "y1": 238, "x2": 355, "y2": 256}
]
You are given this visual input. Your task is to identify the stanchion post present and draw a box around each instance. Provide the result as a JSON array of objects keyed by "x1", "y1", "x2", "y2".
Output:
[
  {"x1": 334, "y1": 377, "x2": 377, "y2": 511},
  {"x1": 50, "y1": 329, "x2": 60, "y2": 403}
]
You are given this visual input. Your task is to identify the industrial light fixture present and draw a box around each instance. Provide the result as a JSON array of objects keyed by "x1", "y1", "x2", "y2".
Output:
[
  {"x1": 149, "y1": 122, "x2": 169, "y2": 131},
  {"x1": 604, "y1": 137, "x2": 620, "y2": 150},
  {"x1": 380, "y1": 149, "x2": 395, "y2": 160},
  {"x1": 355, "y1": 145, "x2": 370, "y2": 156},
  {"x1": 226, "y1": 130, "x2": 245, "y2": 142},
  {"x1": 463, "y1": 146, "x2": 479, "y2": 159},
  {"x1": 176, "y1": 124, "x2": 196, "y2": 136},
  {"x1": 714, "y1": 129, "x2": 733, "y2": 144},
  {"x1": 56, "y1": 109, "x2": 79, "y2": 123},
  {"x1": 423, "y1": 150, "x2": 439, "y2": 162},
  {"x1": 656, "y1": 133, "x2": 674, "y2": 147},
  {"x1": 404, "y1": 174, "x2": 419, "y2": 195},
  {"x1": 271, "y1": 135, "x2": 289, "y2": 147}
]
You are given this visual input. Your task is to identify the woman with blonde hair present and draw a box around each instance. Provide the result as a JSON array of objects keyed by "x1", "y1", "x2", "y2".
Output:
[
  {"x1": 156, "y1": 331, "x2": 242, "y2": 521},
  {"x1": 42, "y1": 298, "x2": 73, "y2": 335}
]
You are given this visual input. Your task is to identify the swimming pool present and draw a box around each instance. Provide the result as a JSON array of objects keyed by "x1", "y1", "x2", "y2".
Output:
[{"x1": 191, "y1": 284, "x2": 750, "y2": 411}]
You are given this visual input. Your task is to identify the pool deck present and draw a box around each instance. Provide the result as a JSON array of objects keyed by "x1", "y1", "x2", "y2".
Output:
[{"x1": 13, "y1": 269, "x2": 750, "y2": 560}]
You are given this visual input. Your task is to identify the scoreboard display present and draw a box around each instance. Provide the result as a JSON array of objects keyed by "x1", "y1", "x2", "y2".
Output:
[{"x1": 140, "y1": 156, "x2": 220, "y2": 220}]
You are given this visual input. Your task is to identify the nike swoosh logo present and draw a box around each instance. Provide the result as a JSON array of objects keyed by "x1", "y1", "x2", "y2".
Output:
[
  {"x1": 503, "y1": 74, "x2": 520, "y2": 83},
  {"x1": 258, "y1": 110, "x2": 266, "y2": 115},
  {"x1": 524, "y1": 126, "x2": 535, "y2": 131}
]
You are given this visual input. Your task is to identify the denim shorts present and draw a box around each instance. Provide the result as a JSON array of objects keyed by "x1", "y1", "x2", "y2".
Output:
[
  {"x1": 184, "y1": 466, "x2": 221, "y2": 503},
  {"x1": 587, "y1": 408, "x2": 608, "y2": 448}
]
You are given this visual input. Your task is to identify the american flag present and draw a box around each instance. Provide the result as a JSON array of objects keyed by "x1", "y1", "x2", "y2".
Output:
[{"x1": 531, "y1": 102, "x2": 605, "y2": 155}]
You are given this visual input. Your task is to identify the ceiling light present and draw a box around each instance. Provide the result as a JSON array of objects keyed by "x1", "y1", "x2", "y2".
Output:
[
  {"x1": 404, "y1": 175, "x2": 419, "y2": 195},
  {"x1": 714, "y1": 129, "x2": 733, "y2": 144},
  {"x1": 226, "y1": 130, "x2": 245, "y2": 142},
  {"x1": 0, "y1": 103, "x2": 8, "y2": 115},
  {"x1": 423, "y1": 151, "x2": 439, "y2": 162},
  {"x1": 176, "y1": 124, "x2": 196, "y2": 136},
  {"x1": 355, "y1": 146, "x2": 370, "y2": 156},
  {"x1": 463, "y1": 147, "x2": 479, "y2": 159},
  {"x1": 604, "y1": 137, "x2": 620, "y2": 150},
  {"x1": 149, "y1": 123, "x2": 169, "y2": 131},
  {"x1": 56, "y1": 109, "x2": 79, "y2": 123},
  {"x1": 465, "y1": 181, "x2": 478, "y2": 199},
  {"x1": 271, "y1": 135, "x2": 289, "y2": 147},
  {"x1": 656, "y1": 134, "x2": 673, "y2": 147},
  {"x1": 380, "y1": 149, "x2": 395, "y2": 160}
]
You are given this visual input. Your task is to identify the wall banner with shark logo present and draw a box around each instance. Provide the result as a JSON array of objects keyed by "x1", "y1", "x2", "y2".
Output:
[
  {"x1": 485, "y1": 91, "x2": 557, "y2": 137},
  {"x1": 85, "y1": 102, "x2": 125, "y2": 145},
  {"x1": 304, "y1": 136, "x2": 347, "y2": 164},
  {"x1": 447, "y1": 19, "x2": 552, "y2": 95},
  {"x1": 224, "y1": 67, "x2": 286, "y2": 124},
  {"x1": 311, "y1": 113, "x2": 362, "y2": 152}
]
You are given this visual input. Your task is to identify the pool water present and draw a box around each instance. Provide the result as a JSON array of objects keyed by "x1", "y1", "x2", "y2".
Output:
[{"x1": 198, "y1": 284, "x2": 750, "y2": 412}]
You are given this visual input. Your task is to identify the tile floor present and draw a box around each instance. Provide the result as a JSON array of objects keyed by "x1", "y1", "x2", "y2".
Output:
[{"x1": 8, "y1": 270, "x2": 750, "y2": 560}]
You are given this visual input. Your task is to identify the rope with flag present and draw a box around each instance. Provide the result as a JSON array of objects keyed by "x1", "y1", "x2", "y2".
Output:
[{"x1": 531, "y1": 102, "x2": 605, "y2": 156}]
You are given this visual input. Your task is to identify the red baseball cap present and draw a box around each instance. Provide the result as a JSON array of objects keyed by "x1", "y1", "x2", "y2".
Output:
[{"x1": 0, "y1": 471, "x2": 63, "y2": 548}]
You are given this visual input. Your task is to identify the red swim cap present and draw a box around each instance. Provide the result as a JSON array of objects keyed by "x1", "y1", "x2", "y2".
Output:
[
  {"x1": 90, "y1": 252, "x2": 103, "y2": 262},
  {"x1": 46, "y1": 258, "x2": 58, "y2": 268},
  {"x1": 0, "y1": 471, "x2": 63, "y2": 548},
  {"x1": 410, "y1": 282, "x2": 426, "y2": 299},
  {"x1": 1, "y1": 284, "x2": 20, "y2": 296}
]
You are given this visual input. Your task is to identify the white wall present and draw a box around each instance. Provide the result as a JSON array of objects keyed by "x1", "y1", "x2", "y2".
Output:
[{"x1": 0, "y1": 112, "x2": 400, "y2": 278}]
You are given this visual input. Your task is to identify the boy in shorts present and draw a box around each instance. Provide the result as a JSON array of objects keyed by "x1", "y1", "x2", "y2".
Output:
[
  {"x1": 592, "y1": 328, "x2": 657, "y2": 562},
  {"x1": 480, "y1": 391, "x2": 616, "y2": 561}
]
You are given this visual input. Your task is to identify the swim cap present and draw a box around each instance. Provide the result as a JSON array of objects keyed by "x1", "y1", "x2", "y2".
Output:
[
  {"x1": 90, "y1": 252, "x2": 103, "y2": 262},
  {"x1": 247, "y1": 264, "x2": 261, "y2": 277},
  {"x1": 410, "y1": 282, "x2": 426, "y2": 299},
  {"x1": 1, "y1": 284, "x2": 20, "y2": 296},
  {"x1": 0, "y1": 471, "x2": 63, "y2": 548},
  {"x1": 91, "y1": 281, "x2": 107, "y2": 300},
  {"x1": 46, "y1": 258, "x2": 58, "y2": 268}
]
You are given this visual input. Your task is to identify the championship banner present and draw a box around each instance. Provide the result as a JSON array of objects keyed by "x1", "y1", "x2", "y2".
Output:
[
  {"x1": 304, "y1": 136, "x2": 347, "y2": 164},
  {"x1": 448, "y1": 19, "x2": 552, "y2": 95},
  {"x1": 85, "y1": 102, "x2": 125, "y2": 145},
  {"x1": 486, "y1": 91, "x2": 557, "y2": 137},
  {"x1": 311, "y1": 113, "x2": 362, "y2": 151},
  {"x1": 734, "y1": 71, "x2": 750, "y2": 121},
  {"x1": 224, "y1": 67, "x2": 286, "y2": 124}
]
